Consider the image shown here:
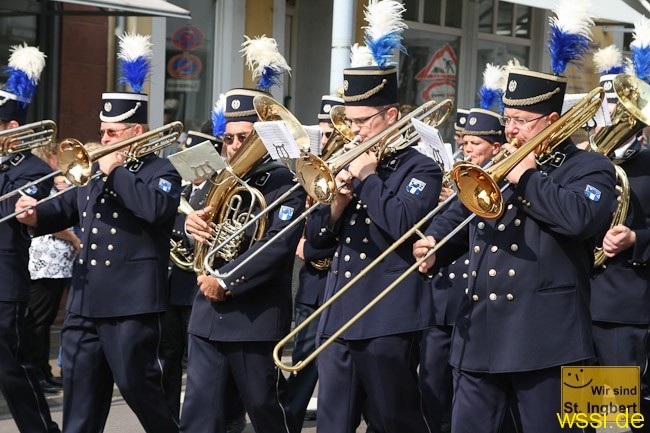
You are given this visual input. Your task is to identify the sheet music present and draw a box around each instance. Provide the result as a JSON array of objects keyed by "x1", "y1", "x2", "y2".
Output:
[
  {"x1": 253, "y1": 120, "x2": 303, "y2": 161},
  {"x1": 562, "y1": 93, "x2": 612, "y2": 127},
  {"x1": 304, "y1": 125, "x2": 323, "y2": 155},
  {"x1": 411, "y1": 117, "x2": 454, "y2": 172},
  {"x1": 167, "y1": 140, "x2": 226, "y2": 182}
]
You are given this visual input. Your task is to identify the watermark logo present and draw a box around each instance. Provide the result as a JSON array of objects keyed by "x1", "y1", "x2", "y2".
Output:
[{"x1": 558, "y1": 366, "x2": 643, "y2": 428}]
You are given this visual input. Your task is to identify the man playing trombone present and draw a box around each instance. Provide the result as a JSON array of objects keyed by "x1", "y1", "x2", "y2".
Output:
[{"x1": 16, "y1": 34, "x2": 182, "y2": 433}]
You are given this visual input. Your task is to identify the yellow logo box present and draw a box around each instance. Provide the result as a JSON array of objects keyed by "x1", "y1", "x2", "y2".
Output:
[{"x1": 561, "y1": 366, "x2": 640, "y2": 423}]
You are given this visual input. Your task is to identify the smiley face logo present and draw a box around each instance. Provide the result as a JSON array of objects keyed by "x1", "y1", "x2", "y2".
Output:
[{"x1": 563, "y1": 367, "x2": 594, "y2": 389}]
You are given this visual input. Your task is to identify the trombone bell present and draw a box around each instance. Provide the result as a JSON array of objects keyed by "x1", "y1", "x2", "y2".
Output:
[{"x1": 453, "y1": 162, "x2": 503, "y2": 218}]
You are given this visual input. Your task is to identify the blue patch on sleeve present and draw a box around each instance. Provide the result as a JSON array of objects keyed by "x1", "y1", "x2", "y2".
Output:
[
  {"x1": 406, "y1": 178, "x2": 426, "y2": 195},
  {"x1": 25, "y1": 185, "x2": 37, "y2": 196},
  {"x1": 158, "y1": 178, "x2": 172, "y2": 193},
  {"x1": 279, "y1": 205, "x2": 294, "y2": 221},
  {"x1": 585, "y1": 184, "x2": 601, "y2": 202}
]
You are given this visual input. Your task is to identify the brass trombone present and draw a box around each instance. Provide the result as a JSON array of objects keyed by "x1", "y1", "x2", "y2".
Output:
[
  {"x1": 3, "y1": 122, "x2": 183, "y2": 223},
  {"x1": 0, "y1": 119, "x2": 57, "y2": 155},
  {"x1": 273, "y1": 87, "x2": 606, "y2": 374}
]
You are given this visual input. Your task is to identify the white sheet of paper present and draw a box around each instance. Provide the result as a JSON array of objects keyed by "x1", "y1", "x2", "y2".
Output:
[
  {"x1": 411, "y1": 117, "x2": 454, "y2": 172},
  {"x1": 167, "y1": 140, "x2": 226, "y2": 182},
  {"x1": 562, "y1": 93, "x2": 612, "y2": 128},
  {"x1": 254, "y1": 120, "x2": 302, "y2": 160},
  {"x1": 304, "y1": 125, "x2": 323, "y2": 155}
]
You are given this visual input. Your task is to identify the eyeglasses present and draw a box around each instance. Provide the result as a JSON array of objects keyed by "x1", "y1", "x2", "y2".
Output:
[
  {"x1": 98, "y1": 125, "x2": 134, "y2": 139},
  {"x1": 499, "y1": 114, "x2": 546, "y2": 130},
  {"x1": 223, "y1": 132, "x2": 249, "y2": 145},
  {"x1": 345, "y1": 108, "x2": 390, "y2": 127}
]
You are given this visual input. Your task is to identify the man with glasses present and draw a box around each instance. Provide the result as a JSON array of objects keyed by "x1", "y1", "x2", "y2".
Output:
[
  {"x1": 413, "y1": 68, "x2": 617, "y2": 432},
  {"x1": 16, "y1": 68, "x2": 182, "y2": 432},
  {"x1": 181, "y1": 88, "x2": 305, "y2": 433},
  {"x1": 305, "y1": 63, "x2": 442, "y2": 431}
]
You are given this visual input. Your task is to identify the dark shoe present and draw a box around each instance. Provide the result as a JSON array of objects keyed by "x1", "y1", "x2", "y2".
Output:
[
  {"x1": 46, "y1": 377, "x2": 64, "y2": 389},
  {"x1": 226, "y1": 412, "x2": 247, "y2": 433},
  {"x1": 38, "y1": 379, "x2": 60, "y2": 394},
  {"x1": 305, "y1": 409, "x2": 317, "y2": 420}
]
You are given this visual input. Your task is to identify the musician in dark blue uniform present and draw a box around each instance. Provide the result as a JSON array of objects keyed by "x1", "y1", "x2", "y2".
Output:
[
  {"x1": 17, "y1": 34, "x2": 181, "y2": 433},
  {"x1": 163, "y1": 130, "x2": 220, "y2": 418},
  {"x1": 305, "y1": 62, "x2": 442, "y2": 430},
  {"x1": 0, "y1": 43, "x2": 60, "y2": 433},
  {"x1": 590, "y1": 72, "x2": 650, "y2": 429},
  {"x1": 181, "y1": 88, "x2": 304, "y2": 433},
  {"x1": 286, "y1": 95, "x2": 341, "y2": 428},
  {"x1": 414, "y1": 68, "x2": 617, "y2": 433},
  {"x1": 420, "y1": 108, "x2": 504, "y2": 433}
]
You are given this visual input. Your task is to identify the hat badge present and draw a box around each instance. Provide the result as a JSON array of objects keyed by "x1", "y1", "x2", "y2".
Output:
[
  {"x1": 604, "y1": 81, "x2": 613, "y2": 91},
  {"x1": 104, "y1": 102, "x2": 112, "y2": 112},
  {"x1": 469, "y1": 117, "x2": 477, "y2": 126},
  {"x1": 460, "y1": 117, "x2": 466, "y2": 125},
  {"x1": 323, "y1": 104, "x2": 331, "y2": 113},
  {"x1": 508, "y1": 80, "x2": 517, "y2": 93},
  {"x1": 231, "y1": 99, "x2": 241, "y2": 110},
  {"x1": 343, "y1": 80, "x2": 349, "y2": 91}
]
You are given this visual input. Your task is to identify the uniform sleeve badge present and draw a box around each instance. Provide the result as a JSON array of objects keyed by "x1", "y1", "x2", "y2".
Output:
[
  {"x1": 406, "y1": 178, "x2": 426, "y2": 195},
  {"x1": 584, "y1": 184, "x2": 601, "y2": 202},
  {"x1": 25, "y1": 185, "x2": 38, "y2": 196},
  {"x1": 278, "y1": 205, "x2": 294, "y2": 221},
  {"x1": 158, "y1": 178, "x2": 172, "y2": 193}
]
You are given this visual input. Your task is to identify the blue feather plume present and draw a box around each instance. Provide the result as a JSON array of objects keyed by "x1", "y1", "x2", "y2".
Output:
[
  {"x1": 547, "y1": 0, "x2": 594, "y2": 75},
  {"x1": 211, "y1": 94, "x2": 226, "y2": 137},
  {"x1": 366, "y1": 33, "x2": 406, "y2": 68},
  {"x1": 2, "y1": 43, "x2": 46, "y2": 107},
  {"x1": 363, "y1": 0, "x2": 408, "y2": 68},
  {"x1": 633, "y1": 46, "x2": 650, "y2": 82},
  {"x1": 548, "y1": 26, "x2": 591, "y2": 75},
  {"x1": 119, "y1": 57, "x2": 150, "y2": 93},
  {"x1": 258, "y1": 67, "x2": 284, "y2": 92},
  {"x1": 3, "y1": 68, "x2": 36, "y2": 108},
  {"x1": 479, "y1": 87, "x2": 502, "y2": 110},
  {"x1": 116, "y1": 33, "x2": 153, "y2": 94}
]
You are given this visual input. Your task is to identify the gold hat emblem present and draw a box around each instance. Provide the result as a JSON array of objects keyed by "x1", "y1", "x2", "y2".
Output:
[
  {"x1": 469, "y1": 117, "x2": 477, "y2": 126},
  {"x1": 104, "y1": 102, "x2": 112, "y2": 112},
  {"x1": 231, "y1": 99, "x2": 241, "y2": 110},
  {"x1": 508, "y1": 80, "x2": 517, "y2": 93}
]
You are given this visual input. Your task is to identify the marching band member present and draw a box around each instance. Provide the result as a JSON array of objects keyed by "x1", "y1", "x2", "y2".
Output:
[
  {"x1": 181, "y1": 35, "x2": 304, "y2": 433},
  {"x1": 305, "y1": 2, "x2": 441, "y2": 431},
  {"x1": 16, "y1": 33, "x2": 182, "y2": 433},
  {"x1": 286, "y1": 95, "x2": 342, "y2": 428},
  {"x1": 0, "y1": 43, "x2": 60, "y2": 433},
  {"x1": 454, "y1": 108, "x2": 469, "y2": 158},
  {"x1": 413, "y1": 2, "x2": 616, "y2": 430},
  {"x1": 590, "y1": 40, "x2": 650, "y2": 430}
]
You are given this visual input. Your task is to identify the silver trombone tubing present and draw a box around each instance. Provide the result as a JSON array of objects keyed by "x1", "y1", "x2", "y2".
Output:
[{"x1": 0, "y1": 169, "x2": 62, "y2": 203}]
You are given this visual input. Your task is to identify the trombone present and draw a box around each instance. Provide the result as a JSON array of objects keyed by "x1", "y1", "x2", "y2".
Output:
[
  {"x1": 273, "y1": 87, "x2": 606, "y2": 374},
  {"x1": 201, "y1": 99, "x2": 454, "y2": 279},
  {"x1": 3, "y1": 122, "x2": 183, "y2": 223}
]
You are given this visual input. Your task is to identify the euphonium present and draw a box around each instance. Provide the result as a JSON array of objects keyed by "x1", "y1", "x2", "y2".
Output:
[
  {"x1": 0, "y1": 120, "x2": 57, "y2": 155},
  {"x1": 192, "y1": 95, "x2": 309, "y2": 274},
  {"x1": 320, "y1": 105, "x2": 354, "y2": 161},
  {"x1": 589, "y1": 74, "x2": 650, "y2": 267},
  {"x1": 169, "y1": 197, "x2": 196, "y2": 272}
]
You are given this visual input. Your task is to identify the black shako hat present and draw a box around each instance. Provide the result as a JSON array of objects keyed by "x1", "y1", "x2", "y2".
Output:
[
  {"x1": 318, "y1": 95, "x2": 344, "y2": 123},
  {"x1": 224, "y1": 88, "x2": 273, "y2": 124},
  {"x1": 502, "y1": 69, "x2": 567, "y2": 115},
  {"x1": 342, "y1": 66, "x2": 398, "y2": 107},
  {"x1": 463, "y1": 108, "x2": 505, "y2": 144},
  {"x1": 454, "y1": 108, "x2": 470, "y2": 132}
]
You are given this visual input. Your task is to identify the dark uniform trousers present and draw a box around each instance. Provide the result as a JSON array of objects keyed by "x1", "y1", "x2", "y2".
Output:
[
  {"x1": 427, "y1": 142, "x2": 616, "y2": 433},
  {"x1": 590, "y1": 144, "x2": 650, "y2": 432},
  {"x1": 0, "y1": 152, "x2": 59, "y2": 433},
  {"x1": 34, "y1": 154, "x2": 182, "y2": 433},
  {"x1": 306, "y1": 148, "x2": 442, "y2": 433},
  {"x1": 181, "y1": 162, "x2": 305, "y2": 433}
]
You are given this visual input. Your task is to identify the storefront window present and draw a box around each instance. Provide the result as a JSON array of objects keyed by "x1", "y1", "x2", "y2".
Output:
[
  {"x1": 497, "y1": 1, "x2": 514, "y2": 36},
  {"x1": 400, "y1": 29, "x2": 461, "y2": 142},
  {"x1": 516, "y1": 5, "x2": 531, "y2": 38},
  {"x1": 479, "y1": 0, "x2": 494, "y2": 33},
  {"x1": 164, "y1": 0, "x2": 215, "y2": 133},
  {"x1": 423, "y1": 0, "x2": 442, "y2": 26}
]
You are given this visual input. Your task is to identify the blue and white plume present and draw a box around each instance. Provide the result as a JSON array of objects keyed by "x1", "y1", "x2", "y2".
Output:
[
  {"x1": 240, "y1": 35, "x2": 291, "y2": 92},
  {"x1": 117, "y1": 33, "x2": 153, "y2": 94},
  {"x1": 631, "y1": 17, "x2": 650, "y2": 83},
  {"x1": 3, "y1": 43, "x2": 46, "y2": 105},
  {"x1": 478, "y1": 63, "x2": 504, "y2": 110},
  {"x1": 547, "y1": 0, "x2": 594, "y2": 75},
  {"x1": 211, "y1": 93, "x2": 226, "y2": 137},
  {"x1": 362, "y1": 0, "x2": 408, "y2": 68},
  {"x1": 350, "y1": 43, "x2": 376, "y2": 68},
  {"x1": 593, "y1": 45, "x2": 625, "y2": 75}
]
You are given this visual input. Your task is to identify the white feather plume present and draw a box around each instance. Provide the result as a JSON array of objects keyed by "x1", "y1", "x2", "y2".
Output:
[
  {"x1": 550, "y1": 0, "x2": 594, "y2": 38},
  {"x1": 240, "y1": 35, "x2": 291, "y2": 80},
  {"x1": 350, "y1": 43, "x2": 376, "y2": 68},
  {"x1": 632, "y1": 16, "x2": 650, "y2": 49},
  {"x1": 117, "y1": 33, "x2": 153, "y2": 62},
  {"x1": 482, "y1": 63, "x2": 504, "y2": 91},
  {"x1": 501, "y1": 59, "x2": 527, "y2": 91},
  {"x1": 362, "y1": 0, "x2": 408, "y2": 41},
  {"x1": 593, "y1": 45, "x2": 623, "y2": 74},
  {"x1": 8, "y1": 43, "x2": 46, "y2": 83},
  {"x1": 624, "y1": 57, "x2": 636, "y2": 76}
]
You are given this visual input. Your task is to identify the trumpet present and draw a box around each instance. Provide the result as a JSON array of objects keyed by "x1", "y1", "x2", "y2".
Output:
[
  {"x1": 273, "y1": 88, "x2": 606, "y2": 374},
  {"x1": 2, "y1": 122, "x2": 183, "y2": 224}
]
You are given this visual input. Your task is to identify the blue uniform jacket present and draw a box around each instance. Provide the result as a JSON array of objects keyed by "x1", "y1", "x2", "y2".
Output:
[
  {"x1": 428, "y1": 142, "x2": 616, "y2": 373},
  {"x1": 295, "y1": 240, "x2": 337, "y2": 307},
  {"x1": 306, "y1": 147, "x2": 442, "y2": 340},
  {"x1": 168, "y1": 181, "x2": 211, "y2": 306},
  {"x1": 188, "y1": 161, "x2": 306, "y2": 341},
  {"x1": 591, "y1": 146, "x2": 650, "y2": 324},
  {"x1": 35, "y1": 154, "x2": 182, "y2": 317},
  {"x1": 431, "y1": 253, "x2": 469, "y2": 326},
  {"x1": 0, "y1": 152, "x2": 52, "y2": 301}
]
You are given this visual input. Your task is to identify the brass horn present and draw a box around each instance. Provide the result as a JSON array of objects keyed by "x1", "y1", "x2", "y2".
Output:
[
  {"x1": 320, "y1": 105, "x2": 354, "y2": 161},
  {"x1": 169, "y1": 197, "x2": 196, "y2": 272},
  {"x1": 452, "y1": 87, "x2": 605, "y2": 219},
  {"x1": 0, "y1": 120, "x2": 57, "y2": 155},
  {"x1": 58, "y1": 121, "x2": 184, "y2": 187}
]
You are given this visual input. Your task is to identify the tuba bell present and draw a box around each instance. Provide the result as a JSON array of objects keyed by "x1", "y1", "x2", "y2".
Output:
[{"x1": 588, "y1": 74, "x2": 650, "y2": 267}]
